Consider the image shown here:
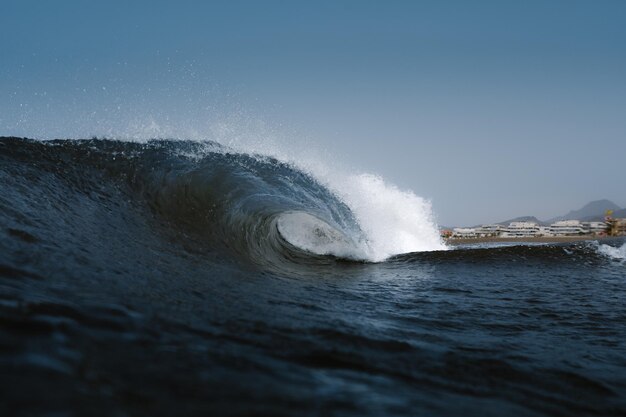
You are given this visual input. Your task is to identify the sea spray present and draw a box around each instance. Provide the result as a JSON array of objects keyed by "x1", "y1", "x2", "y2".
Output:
[
  {"x1": 29, "y1": 115, "x2": 447, "y2": 261},
  {"x1": 597, "y1": 242, "x2": 626, "y2": 261},
  {"x1": 328, "y1": 173, "x2": 446, "y2": 261},
  {"x1": 160, "y1": 119, "x2": 447, "y2": 261}
]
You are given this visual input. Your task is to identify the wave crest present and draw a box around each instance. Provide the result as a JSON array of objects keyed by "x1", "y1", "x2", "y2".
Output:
[{"x1": 0, "y1": 137, "x2": 445, "y2": 268}]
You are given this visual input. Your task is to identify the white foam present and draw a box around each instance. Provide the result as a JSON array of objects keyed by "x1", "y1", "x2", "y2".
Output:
[
  {"x1": 597, "y1": 242, "x2": 626, "y2": 260},
  {"x1": 327, "y1": 173, "x2": 446, "y2": 261}
]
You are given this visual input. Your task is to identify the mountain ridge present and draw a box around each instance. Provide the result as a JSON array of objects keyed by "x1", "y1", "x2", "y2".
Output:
[
  {"x1": 545, "y1": 199, "x2": 621, "y2": 223},
  {"x1": 447, "y1": 199, "x2": 623, "y2": 229}
]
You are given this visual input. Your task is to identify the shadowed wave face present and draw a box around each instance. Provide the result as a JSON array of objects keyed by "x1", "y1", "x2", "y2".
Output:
[
  {"x1": 1, "y1": 137, "x2": 625, "y2": 417},
  {"x1": 0, "y1": 138, "x2": 374, "y2": 273}
]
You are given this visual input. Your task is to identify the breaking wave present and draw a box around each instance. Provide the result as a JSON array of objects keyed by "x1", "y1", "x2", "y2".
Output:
[{"x1": 0, "y1": 137, "x2": 444, "y2": 270}]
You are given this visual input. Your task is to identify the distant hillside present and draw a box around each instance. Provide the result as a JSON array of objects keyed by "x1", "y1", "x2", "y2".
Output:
[
  {"x1": 495, "y1": 216, "x2": 547, "y2": 226},
  {"x1": 454, "y1": 199, "x2": 624, "y2": 228},
  {"x1": 547, "y1": 199, "x2": 621, "y2": 223},
  {"x1": 580, "y1": 207, "x2": 626, "y2": 222},
  {"x1": 613, "y1": 208, "x2": 626, "y2": 218},
  {"x1": 613, "y1": 208, "x2": 626, "y2": 217}
]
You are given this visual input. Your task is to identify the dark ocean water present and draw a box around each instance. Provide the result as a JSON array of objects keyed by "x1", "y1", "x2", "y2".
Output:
[{"x1": 1, "y1": 137, "x2": 625, "y2": 416}]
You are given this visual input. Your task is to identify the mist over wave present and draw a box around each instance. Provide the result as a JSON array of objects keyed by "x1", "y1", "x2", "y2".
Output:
[
  {"x1": 176, "y1": 119, "x2": 447, "y2": 261},
  {"x1": 199, "y1": 125, "x2": 447, "y2": 261}
]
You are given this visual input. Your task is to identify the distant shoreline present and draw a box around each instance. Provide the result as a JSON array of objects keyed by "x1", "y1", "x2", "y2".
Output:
[{"x1": 444, "y1": 236, "x2": 616, "y2": 245}]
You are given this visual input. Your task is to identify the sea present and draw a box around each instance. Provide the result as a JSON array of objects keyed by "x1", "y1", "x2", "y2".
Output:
[{"x1": 1, "y1": 137, "x2": 625, "y2": 416}]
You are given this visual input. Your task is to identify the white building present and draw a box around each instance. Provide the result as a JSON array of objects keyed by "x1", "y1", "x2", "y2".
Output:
[
  {"x1": 537, "y1": 226, "x2": 553, "y2": 236},
  {"x1": 452, "y1": 227, "x2": 477, "y2": 238},
  {"x1": 475, "y1": 224, "x2": 507, "y2": 237},
  {"x1": 502, "y1": 222, "x2": 540, "y2": 238},
  {"x1": 550, "y1": 220, "x2": 586, "y2": 236},
  {"x1": 582, "y1": 221, "x2": 607, "y2": 234}
]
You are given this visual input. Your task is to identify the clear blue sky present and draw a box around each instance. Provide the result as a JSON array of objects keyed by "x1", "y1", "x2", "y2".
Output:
[{"x1": 1, "y1": 0, "x2": 625, "y2": 226}]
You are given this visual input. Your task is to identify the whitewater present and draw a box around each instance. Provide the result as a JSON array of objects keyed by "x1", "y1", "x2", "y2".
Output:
[
  {"x1": 171, "y1": 133, "x2": 447, "y2": 262},
  {"x1": 597, "y1": 242, "x2": 626, "y2": 261}
]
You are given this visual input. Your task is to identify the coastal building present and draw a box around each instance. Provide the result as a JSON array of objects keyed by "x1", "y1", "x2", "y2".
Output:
[
  {"x1": 475, "y1": 224, "x2": 506, "y2": 237},
  {"x1": 447, "y1": 218, "x2": 620, "y2": 240},
  {"x1": 618, "y1": 219, "x2": 626, "y2": 235},
  {"x1": 502, "y1": 222, "x2": 540, "y2": 238},
  {"x1": 537, "y1": 226, "x2": 553, "y2": 236},
  {"x1": 452, "y1": 228, "x2": 477, "y2": 238},
  {"x1": 581, "y1": 221, "x2": 607, "y2": 235},
  {"x1": 550, "y1": 220, "x2": 586, "y2": 236},
  {"x1": 608, "y1": 218, "x2": 626, "y2": 236}
]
